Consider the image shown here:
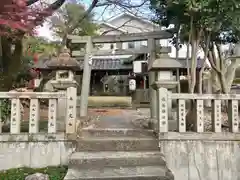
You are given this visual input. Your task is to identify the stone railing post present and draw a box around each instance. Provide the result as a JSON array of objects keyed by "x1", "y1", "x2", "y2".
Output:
[
  {"x1": 55, "y1": 88, "x2": 67, "y2": 131},
  {"x1": 152, "y1": 81, "x2": 170, "y2": 133},
  {"x1": 50, "y1": 76, "x2": 78, "y2": 133},
  {"x1": 10, "y1": 98, "x2": 21, "y2": 134},
  {"x1": 157, "y1": 87, "x2": 169, "y2": 133},
  {"x1": 66, "y1": 86, "x2": 77, "y2": 133}
]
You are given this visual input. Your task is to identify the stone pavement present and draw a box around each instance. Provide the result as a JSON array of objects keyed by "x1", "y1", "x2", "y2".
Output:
[{"x1": 91, "y1": 109, "x2": 138, "y2": 129}]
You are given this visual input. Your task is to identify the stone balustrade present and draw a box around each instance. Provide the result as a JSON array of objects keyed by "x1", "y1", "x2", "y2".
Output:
[
  {"x1": 158, "y1": 87, "x2": 240, "y2": 133},
  {"x1": 0, "y1": 90, "x2": 77, "y2": 134}
]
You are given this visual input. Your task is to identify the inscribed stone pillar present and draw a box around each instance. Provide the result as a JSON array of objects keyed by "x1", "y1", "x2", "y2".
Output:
[
  {"x1": 156, "y1": 71, "x2": 173, "y2": 119},
  {"x1": 56, "y1": 89, "x2": 67, "y2": 130}
]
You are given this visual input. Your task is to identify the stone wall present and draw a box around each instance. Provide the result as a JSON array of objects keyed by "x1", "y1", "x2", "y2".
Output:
[
  {"x1": 160, "y1": 133, "x2": 240, "y2": 180},
  {"x1": 0, "y1": 133, "x2": 75, "y2": 171}
]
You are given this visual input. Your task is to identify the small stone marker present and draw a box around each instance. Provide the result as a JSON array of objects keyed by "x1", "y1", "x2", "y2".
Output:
[{"x1": 25, "y1": 173, "x2": 49, "y2": 180}]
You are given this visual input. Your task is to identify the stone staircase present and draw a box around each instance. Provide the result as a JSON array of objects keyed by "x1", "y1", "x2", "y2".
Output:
[{"x1": 64, "y1": 128, "x2": 174, "y2": 180}]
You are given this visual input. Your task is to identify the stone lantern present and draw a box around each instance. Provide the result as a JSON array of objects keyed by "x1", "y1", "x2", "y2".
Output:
[
  {"x1": 47, "y1": 47, "x2": 80, "y2": 89},
  {"x1": 47, "y1": 47, "x2": 80, "y2": 131},
  {"x1": 149, "y1": 47, "x2": 184, "y2": 130},
  {"x1": 149, "y1": 48, "x2": 182, "y2": 90}
]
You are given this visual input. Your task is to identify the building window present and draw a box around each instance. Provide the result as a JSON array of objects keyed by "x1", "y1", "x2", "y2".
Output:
[
  {"x1": 128, "y1": 42, "x2": 135, "y2": 49},
  {"x1": 141, "y1": 62, "x2": 148, "y2": 73},
  {"x1": 110, "y1": 44, "x2": 114, "y2": 49}
]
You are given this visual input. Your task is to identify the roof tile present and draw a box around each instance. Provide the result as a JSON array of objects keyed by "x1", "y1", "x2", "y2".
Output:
[{"x1": 35, "y1": 58, "x2": 132, "y2": 71}]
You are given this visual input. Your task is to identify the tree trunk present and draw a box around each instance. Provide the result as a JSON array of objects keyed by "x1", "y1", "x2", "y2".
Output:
[
  {"x1": 0, "y1": 37, "x2": 2, "y2": 62},
  {"x1": 61, "y1": 34, "x2": 67, "y2": 46},
  {"x1": 208, "y1": 43, "x2": 238, "y2": 94},
  {"x1": 186, "y1": 27, "x2": 203, "y2": 131},
  {"x1": 0, "y1": 36, "x2": 24, "y2": 91},
  {"x1": 186, "y1": 16, "x2": 193, "y2": 92},
  {"x1": 225, "y1": 59, "x2": 238, "y2": 93},
  {"x1": 189, "y1": 39, "x2": 197, "y2": 93},
  {"x1": 186, "y1": 38, "x2": 191, "y2": 91},
  {"x1": 186, "y1": 38, "x2": 198, "y2": 130},
  {"x1": 198, "y1": 33, "x2": 210, "y2": 94}
]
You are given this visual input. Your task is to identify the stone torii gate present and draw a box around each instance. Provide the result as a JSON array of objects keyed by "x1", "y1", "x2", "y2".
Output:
[{"x1": 67, "y1": 30, "x2": 174, "y2": 119}]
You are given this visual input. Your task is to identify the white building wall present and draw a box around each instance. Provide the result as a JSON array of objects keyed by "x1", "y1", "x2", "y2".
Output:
[
  {"x1": 98, "y1": 14, "x2": 199, "y2": 60},
  {"x1": 97, "y1": 26, "x2": 122, "y2": 50},
  {"x1": 100, "y1": 14, "x2": 170, "y2": 51},
  {"x1": 109, "y1": 15, "x2": 160, "y2": 33},
  {"x1": 133, "y1": 61, "x2": 145, "y2": 73}
]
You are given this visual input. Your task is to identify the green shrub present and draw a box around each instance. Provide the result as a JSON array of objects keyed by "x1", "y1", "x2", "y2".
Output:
[
  {"x1": 0, "y1": 99, "x2": 11, "y2": 123},
  {"x1": 233, "y1": 78, "x2": 240, "y2": 84},
  {"x1": 0, "y1": 166, "x2": 67, "y2": 180}
]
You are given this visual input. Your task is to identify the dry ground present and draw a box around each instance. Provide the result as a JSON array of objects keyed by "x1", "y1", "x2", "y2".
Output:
[{"x1": 21, "y1": 108, "x2": 124, "y2": 121}]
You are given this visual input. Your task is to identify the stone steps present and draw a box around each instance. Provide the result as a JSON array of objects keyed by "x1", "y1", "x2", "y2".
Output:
[
  {"x1": 64, "y1": 128, "x2": 173, "y2": 180},
  {"x1": 81, "y1": 128, "x2": 155, "y2": 138},
  {"x1": 64, "y1": 166, "x2": 173, "y2": 180},
  {"x1": 76, "y1": 137, "x2": 159, "y2": 151},
  {"x1": 69, "y1": 151, "x2": 166, "y2": 169}
]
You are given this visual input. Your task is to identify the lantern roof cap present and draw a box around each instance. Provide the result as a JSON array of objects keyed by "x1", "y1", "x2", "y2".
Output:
[
  {"x1": 148, "y1": 53, "x2": 184, "y2": 70},
  {"x1": 47, "y1": 46, "x2": 80, "y2": 71}
]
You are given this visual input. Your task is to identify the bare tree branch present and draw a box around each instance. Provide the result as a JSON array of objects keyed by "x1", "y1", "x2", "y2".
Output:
[
  {"x1": 26, "y1": 0, "x2": 39, "y2": 6},
  {"x1": 98, "y1": 5, "x2": 111, "y2": 21},
  {"x1": 208, "y1": 51, "x2": 221, "y2": 73},
  {"x1": 97, "y1": 0, "x2": 148, "y2": 9},
  {"x1": 79, "y1": 0, "x2": 100, "y2": 23},
  {"x1": 99, "y1": 1, "x2": 156, "y2": 35},
  {"x1": 101, "y1": 19, "x2": 132, "y2": 35},
  {"x1": 34, "y1": 0, "x2": 66, "y2": 25},
  {"x1": 66, "y1": 0, "x2": 100, "y2": 36},
  {"x1": 47, "y1": 0, "x2": 66, "y2": 11}
]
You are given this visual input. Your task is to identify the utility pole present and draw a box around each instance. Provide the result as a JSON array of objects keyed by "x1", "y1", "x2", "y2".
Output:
[
  {"x1": 148, "y1": 38, "x2": 157, "y2": 119},
  {"x1": 79, "y1": 36, "x2": 93, "y2": 117}
]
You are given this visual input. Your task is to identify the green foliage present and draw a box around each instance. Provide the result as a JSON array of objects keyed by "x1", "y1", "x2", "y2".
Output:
[
  {"x1": 150, "y1": 0, "x2": 240, "y2": 44},
  {"x1": 23, "y1": 36, "x2": 59, "y2": 55},
  {"x1": 10, "y1": 35, "x2": 59, "y2": 90},
  {"x1": 2, "y1": 121, "x2": 49, "y2": 133},
  {"x1": 0, "y1": 166, "x2": 67, "y2": 180},
  {"x1": 49, "y1": 2, "x2": 97, "y2": 42},
  {"x1": 233, "y1": 78, "x2": 240, "y2": 84},
  {"x1": 0, "y1": 50, "x2": 35, "y2": 90},
  {"x1": 14, "y1": 55, "x2": 34, "y2": 86},
  {"x1": 0, "y1": 99, "x2": 11, "y2": 123},
  {"x1": 150, "y1": 0, "x2": 240, "y2": 94}
]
